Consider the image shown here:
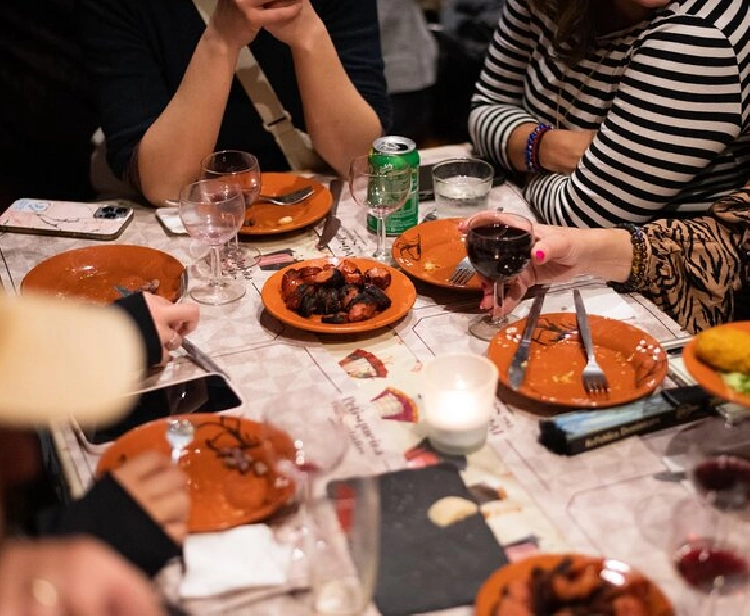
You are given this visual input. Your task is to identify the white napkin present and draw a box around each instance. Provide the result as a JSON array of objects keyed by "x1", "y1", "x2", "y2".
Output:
[
  {"x1": 513, "y1": 285, "x2": 635, "y2": 321},
  {"x1": 179, "y1": 525, "x2": 292, "y2": 599}
]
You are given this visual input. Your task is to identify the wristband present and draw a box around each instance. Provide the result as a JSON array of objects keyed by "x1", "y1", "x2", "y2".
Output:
[
  {"x1": 610, "y1": 224, "x2": 647, "y2": 293},
  {"x1": 525, "y1": 123, "x2": 552, "y2": 172}
]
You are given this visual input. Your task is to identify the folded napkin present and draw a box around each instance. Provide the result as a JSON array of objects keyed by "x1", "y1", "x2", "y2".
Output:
[
  {"x1": 179, "y1": 525, "x2": 292, "y2": 599},
  {"x1": 515, "y1": 285, "x2": 635, "y2": 321}
]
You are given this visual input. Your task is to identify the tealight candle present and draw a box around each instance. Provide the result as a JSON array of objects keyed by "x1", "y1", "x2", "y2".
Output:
[{"x1": 422, "y1": 353, "x2": 499, "y2": 454}]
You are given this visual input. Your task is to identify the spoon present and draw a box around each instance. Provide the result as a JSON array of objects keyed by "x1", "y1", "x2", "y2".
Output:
[
  {"x1": 256, "y1": 186, "x2": 314, "y2": 205},
  {"x1": 166, "y1": 418, "x2": 195, "y2": 464}
]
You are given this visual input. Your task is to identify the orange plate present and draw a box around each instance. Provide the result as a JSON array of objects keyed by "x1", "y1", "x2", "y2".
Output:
[
  {"x1": 391, "y1": 218, "x2": 482, "y2": 291},
  {"x1": 261, "y1": 257, "x2": 417, "y2": 334},
  {"x1": 683, "y1": 321, "x2": 750, "y2": 407},
  {"x1": 239, "y1": 172, "x2": 332, "y2": 235},
  {"x1": 21, "y1": 245, "x2": 185, "y2": 304},
  {"x1": 488, "y1": 313, "x2": 668, "y2": 408},
  {"x1": 475, "y1": 553, "x2": 674, "y2": 616},
  {"x1": 97, "y1": 414, "x2": 295, "y2": 534}
]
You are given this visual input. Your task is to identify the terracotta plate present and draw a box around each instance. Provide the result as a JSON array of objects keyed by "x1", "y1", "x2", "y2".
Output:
[
  {"x1": 391, "y1": 218, "x2": 481, "y2": 291},
  {"x1": 683, "y1": 321, "x2": 750, "y2": 407},
  {"x1": 488, "y1": 313, "x2": 668, "y2": 408},
  {"x1": 475, "y1": 553, "x2": 674, "y2": 616},
  {"x1": 239, "y1": 172, "x2": 332, "y2": 235},
  {"x1": 261, "y1": 256, "x2": 417, "y2": 334},
  {"x1": 21, "y1": 245, "x2": 186, "y2": 304},
  {"x1": 97, "y1": 414, "x2": 295, "y2": 534}
]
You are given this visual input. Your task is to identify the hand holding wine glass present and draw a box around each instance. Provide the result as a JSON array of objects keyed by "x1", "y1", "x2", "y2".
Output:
[
  {"x1": 349, "y1": 155, "x2": 411, "y2": 263},
  {"x1": 465, "y1": 212, "x2": 534, "y2": 341},
  {"x1": 179, "y1": 178, "x2": 247, "y2": 305}
]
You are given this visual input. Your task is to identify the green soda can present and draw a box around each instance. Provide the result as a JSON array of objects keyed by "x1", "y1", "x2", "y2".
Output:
[{"x1": 367, "y1": 136, "x2": 419, "y2": 236}]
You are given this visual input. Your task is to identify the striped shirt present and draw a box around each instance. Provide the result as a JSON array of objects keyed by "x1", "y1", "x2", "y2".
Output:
[{"x1": 469, "y1": 0, "x2": 750, "y2": 227}]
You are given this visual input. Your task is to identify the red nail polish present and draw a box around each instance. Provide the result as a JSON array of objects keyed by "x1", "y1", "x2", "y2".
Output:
[{"x1": 535, "y1": 250, "x2": 545, "y2": 262}]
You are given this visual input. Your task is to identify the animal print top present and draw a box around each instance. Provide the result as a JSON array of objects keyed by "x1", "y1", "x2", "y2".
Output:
[{"x1": 638, "y1": 188, "x2": 750, "y2": 334}]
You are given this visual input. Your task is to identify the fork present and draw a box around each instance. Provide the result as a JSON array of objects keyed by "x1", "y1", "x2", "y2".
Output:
[
  {"x1": 448, "y1": 256, "x2": 475, "y2": 285},
  {"x1": 573, "y1": 290, "x2": 609, "y2": 395}
]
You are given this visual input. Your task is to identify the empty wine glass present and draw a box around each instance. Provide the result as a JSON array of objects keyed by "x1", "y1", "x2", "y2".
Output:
[
  {"x1": 201, "y1": 150, "x2": 261, "y2": 274},
  {"x1": 465, "y1": 212, "x2": 534, "y2": 341},
  {"x1": 349, "y1": 155, "x2": 412, "y2": 263},
  {"x1": 179, "y1": 178, "x2": 247, "y2": 305}
]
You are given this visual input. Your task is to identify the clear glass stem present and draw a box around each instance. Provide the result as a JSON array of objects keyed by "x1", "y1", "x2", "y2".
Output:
[
  {"x1": 209, "y1": 245, "x2": 222, "y2": 287},
  {"x1": 374, "y1": 214, "x2": 388, "y2": 259},
  {"x1": 491, "y1": 280, "x2": 505, "y2": 326}
]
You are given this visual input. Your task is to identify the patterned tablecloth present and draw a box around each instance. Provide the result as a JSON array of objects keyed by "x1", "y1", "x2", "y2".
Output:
[{"x1": 0, "y1": 145, "x2": 722, "y2": 615}]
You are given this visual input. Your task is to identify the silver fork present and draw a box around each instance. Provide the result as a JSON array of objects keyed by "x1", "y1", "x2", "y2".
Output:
[
  {"x1": 448, "y1": 256, "x2": 475, "y2": 285},
  {"x1": 573, "y1": 290, "x2": 609, "y2": 395}
]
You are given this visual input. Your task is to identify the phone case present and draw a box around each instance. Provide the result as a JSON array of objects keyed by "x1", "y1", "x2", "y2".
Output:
[
  {"x1": 0, "y1": 198, "x2": 133, "y2": 240},
  {"x1": 155, "y1": 207, "x2": 188, "y2": 235}
]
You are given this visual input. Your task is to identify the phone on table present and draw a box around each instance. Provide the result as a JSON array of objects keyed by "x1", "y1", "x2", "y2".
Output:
[{"x1": 73, "y1": 373, "x2": 243, "y2": 453}]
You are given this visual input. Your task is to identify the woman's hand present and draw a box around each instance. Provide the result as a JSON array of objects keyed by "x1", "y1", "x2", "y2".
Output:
[
  {"x1": 208, "y1": 0, "x2": 304, "y2": 51},
  {"x1": 0, "y1": 538, "x2": 165, "y2": 616},
  {"x1": 260, "y1": 0, "x2": 324, "y2": 51},
  {"x1": 111, "y1": 452, "x2": 190, "y2": 544},
  {"x1": 458, "y1": 215, "x2": 633, "y2": 315},
  {"x1": 142, "y1": 293, "x2": 200, "y2": 365}
]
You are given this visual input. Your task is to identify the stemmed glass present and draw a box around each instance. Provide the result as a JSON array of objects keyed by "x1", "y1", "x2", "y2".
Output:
[
  {"x1": 201, "y1": 150, "x2": 262, "y2": 276},
  {"x1": 349, "y1": 155, "x2": 412, "y2": 263},
  {"x1": 178, "y1": 178, "x2": 247, "y2": 305},
  {"x1": 465, "y1": 212, "x2": 534, "y2": 341}
]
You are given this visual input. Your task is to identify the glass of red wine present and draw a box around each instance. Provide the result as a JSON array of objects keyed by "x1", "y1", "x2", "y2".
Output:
[
  {"x1": 465, "y1": 212, "x2": 534, "y2": 341},
  {"x1": 671, "y1": 497, "x2": 750, "y2": 614},
  {"x1": 692, "y1": 452, "x2": 750, "y2": 513}
]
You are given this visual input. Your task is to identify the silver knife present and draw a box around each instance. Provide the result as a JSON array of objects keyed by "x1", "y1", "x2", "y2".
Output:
[
  {"x1": 181, "y1": 337, "x2": 230, "y2": 380},
  {"x1": 508, "y1": 287, "x2": 548, "y2": 390},
  {"x1": 317, "y1": 177, "x2": 342, "y2": 249}
]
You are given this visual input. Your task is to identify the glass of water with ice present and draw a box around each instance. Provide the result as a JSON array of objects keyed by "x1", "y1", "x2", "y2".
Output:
[{"x1": 432, "y1": 158, "x2": 494, "y2": 219}]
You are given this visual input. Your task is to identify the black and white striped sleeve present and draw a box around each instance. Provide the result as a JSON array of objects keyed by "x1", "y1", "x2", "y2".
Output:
[
  {"x1": 468, "y1": 0, "x2": 539, "y2": 170},
  {"x1": 526, "y1": 18, "x2": 743, "y2": 227}
]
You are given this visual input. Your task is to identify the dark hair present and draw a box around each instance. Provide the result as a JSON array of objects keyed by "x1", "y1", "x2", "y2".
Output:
[{"x1": 529, "y1": 0, "x2": 600, "y2": 64}]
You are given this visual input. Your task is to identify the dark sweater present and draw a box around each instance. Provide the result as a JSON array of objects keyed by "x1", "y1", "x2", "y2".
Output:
[{"x1": 76, "y1": 0, "x2": 391, "y2": 179}]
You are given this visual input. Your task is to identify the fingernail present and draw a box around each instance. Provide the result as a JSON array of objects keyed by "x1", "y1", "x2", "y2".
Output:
[{"x1": 535, "y1": 250, "x2": 545, "y2": 263}]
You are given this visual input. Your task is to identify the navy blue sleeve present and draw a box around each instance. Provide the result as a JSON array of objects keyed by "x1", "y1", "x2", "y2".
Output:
[
  {"x1": 113, "y1": 292, "x2": 162, "y2": 367},
  {"x1": 314, "y1": 0, "x2": 392, "y2": 133}
]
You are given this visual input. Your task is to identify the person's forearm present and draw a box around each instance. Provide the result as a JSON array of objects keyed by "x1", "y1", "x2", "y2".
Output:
[
  {"x1": 289, "y1": 22, "x2": 382, "y2": 176},
  {"x1": 581, "y1": 228, "x2": 633, "y2": 283},
  {"x1": 506, "y1": 125, "x2": 590, "y2": 174},
  {"x1": 137, "y1": 28, "x2": 241, "y2": 206}
]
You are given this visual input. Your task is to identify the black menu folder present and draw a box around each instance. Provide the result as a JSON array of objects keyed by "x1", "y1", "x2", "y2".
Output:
[{"x1": 331, "y1": 464, "x2": 507, "y2": 616}]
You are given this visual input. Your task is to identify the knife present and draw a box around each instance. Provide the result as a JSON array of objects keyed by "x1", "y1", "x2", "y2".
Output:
[
  {"x1": 317, "y1": 177, "x2": 342, "y2": 249},
  {"x1": 508, "y1": 287, "x2": 548, "y2": 391}
]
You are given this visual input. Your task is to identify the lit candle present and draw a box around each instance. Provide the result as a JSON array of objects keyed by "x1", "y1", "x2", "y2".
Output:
[{"x1": 422, "y1": 353, "x2": 499, "y2": 454}]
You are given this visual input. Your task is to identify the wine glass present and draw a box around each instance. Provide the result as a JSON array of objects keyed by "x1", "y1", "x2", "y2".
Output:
[
  {"x1": 349, "y1": 155, "x2": 411, "y2": 263},
  {"x1": 178, "y1": 178, "x2": 247, "y2": 305},
  {"x1": 465, "y1": 212, "x2": 534, "y2": 341},
  {"x1": 201, "y1": 150, "x2": 262, "y2": 275},
  {"x1": 670, "y1": 497, "x2": 750, "y2": 614}
]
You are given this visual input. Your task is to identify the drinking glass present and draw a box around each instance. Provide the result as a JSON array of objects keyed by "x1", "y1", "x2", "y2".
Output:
[
  {"x1": 670, "y1": 497, "x2": 750, "y2": 615},
  {"x1": 465, "y1": 212, "x2": 534, "y2": 341},
  {"x1": 201, "y1": 150, "x2": 261, "y2": 273},
  {"x1": 178, "y1": 178, "x2": 246, "y2": 305},
  {"x1": 431, "y1": 158, "x2": 494, "y2": 218},
  {"x1": 308, "y1": 477, "x2": 379, "y2": 615},
  {"x1": 349, "y1": 155, "x2": 412, "y2": 263}
]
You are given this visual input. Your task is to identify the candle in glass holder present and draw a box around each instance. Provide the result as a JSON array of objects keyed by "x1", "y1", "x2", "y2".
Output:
[{"x1": 422, "y1": 353, "x2": 499, "y2": 454}]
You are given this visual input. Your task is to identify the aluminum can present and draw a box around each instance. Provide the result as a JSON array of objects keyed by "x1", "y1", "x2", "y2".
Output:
[{"x1": 367, "y1": 136, "x2": 419, "y2": 235}]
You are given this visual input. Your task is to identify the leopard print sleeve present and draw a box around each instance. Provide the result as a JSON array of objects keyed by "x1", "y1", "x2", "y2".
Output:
[{"x1": 637, "y1": 188, "x2": 750, "y2": 334}]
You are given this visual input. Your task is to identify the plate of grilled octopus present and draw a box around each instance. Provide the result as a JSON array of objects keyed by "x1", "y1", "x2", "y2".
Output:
[{"x1": 261, "y1": 257, "x2": 417, "y2": 334}]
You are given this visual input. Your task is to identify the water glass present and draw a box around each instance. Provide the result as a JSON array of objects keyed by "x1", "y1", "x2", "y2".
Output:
[
  {"x1": 422, "y1": 353, "x2": 499, "y2": 455},
  {"x1": 308, "y1": 476, "x2": 379, "y2": 615},
  {"x1": 432, "y1": 158, "x2": 493, "y2": 218},
  {"x1": 178, "y1": 178, "x2": 246, "y2": 305}
]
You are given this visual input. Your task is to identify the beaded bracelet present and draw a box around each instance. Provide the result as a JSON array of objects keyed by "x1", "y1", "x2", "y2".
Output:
[
  {"x1": 610, "y1": 223, "x2": 647, "y2": 293},
  {"x1": 525, "y1": 123, "x2": 552, "y2": 172}
]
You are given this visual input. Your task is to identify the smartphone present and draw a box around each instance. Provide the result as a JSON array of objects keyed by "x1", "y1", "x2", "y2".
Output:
[{"x1": 78, "y1": 373, "x2": 242, "y2": 449}]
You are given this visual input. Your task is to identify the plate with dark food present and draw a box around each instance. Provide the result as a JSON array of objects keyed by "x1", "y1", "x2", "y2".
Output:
[
  {"x1": 21, "y1": 245, "x2": 185, "y2": 304},
  {"x1": 683, "y1": 321, "x2": 750, "y2": 407},
  {"x1": 475, "y1": 554, "x2": 674, "y2": 616},
  {"x1": 238, "y1": 172, "x2": 332, "y2": 235},
  {"x1": 391, "y1": 217, "x2": 482, "y2": 291},
  {"x1": 261, "y1": 257, "x2": 417, "y2": 334},
  {"x1": 488, "y1": 313, "x2": 668, "y2": 408},
  {"x1": 97, "y1": 414, "x2": 296, "y2": 533}
]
